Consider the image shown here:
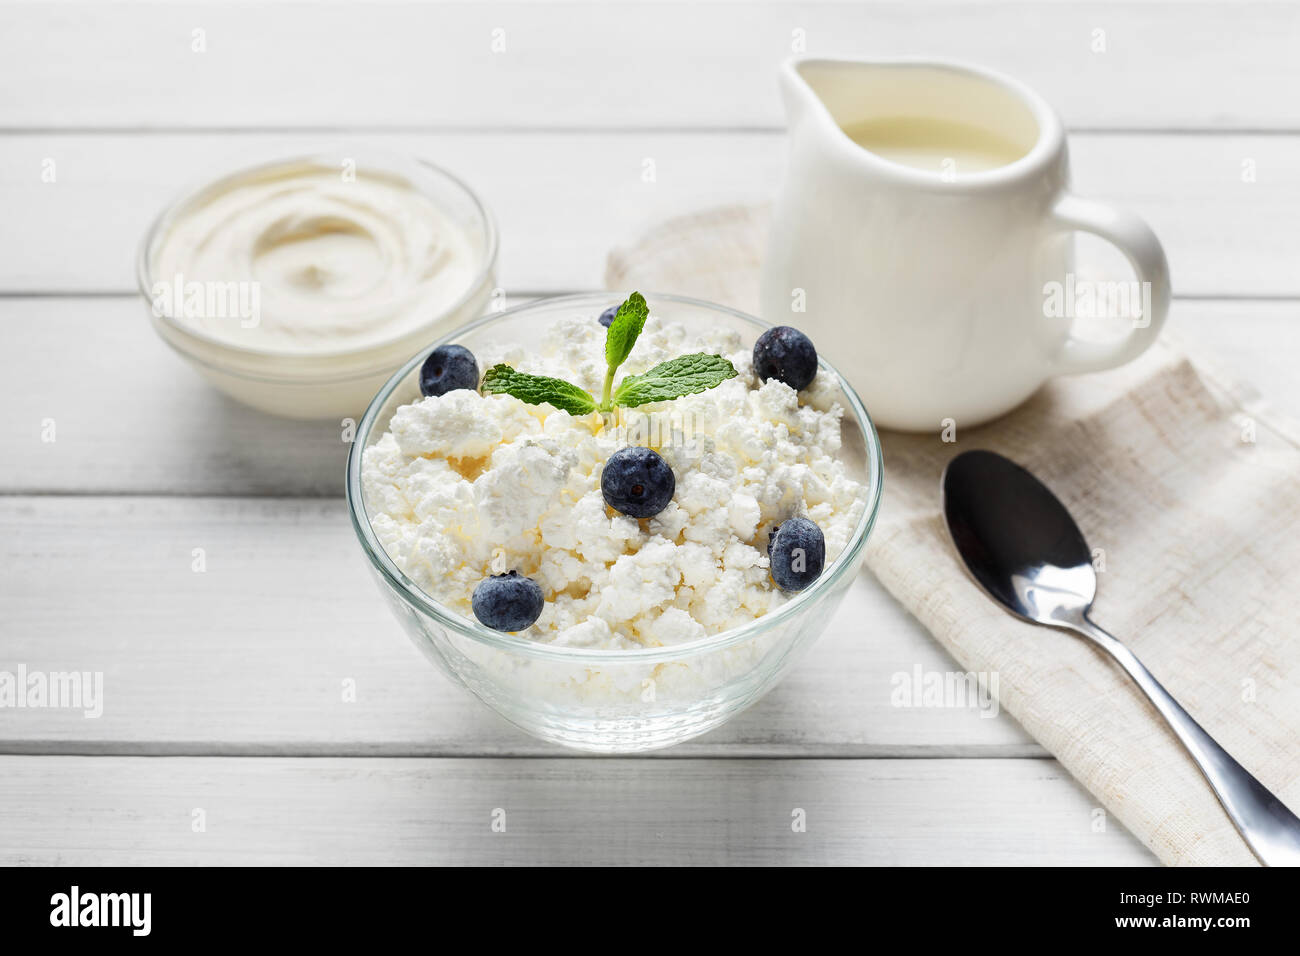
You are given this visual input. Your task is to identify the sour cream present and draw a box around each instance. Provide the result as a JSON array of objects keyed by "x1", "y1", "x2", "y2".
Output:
[
  {"x1": 141, "y1": 154, "x2": 496, "y2": 419},
  {"x1": 152, "y1": 159, "x2": 482, "y2": 354}
]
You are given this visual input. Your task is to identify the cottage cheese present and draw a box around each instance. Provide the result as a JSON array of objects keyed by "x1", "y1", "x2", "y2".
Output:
[{"x1": 361, "y1": 313, "x2": 867, "y2": 651}]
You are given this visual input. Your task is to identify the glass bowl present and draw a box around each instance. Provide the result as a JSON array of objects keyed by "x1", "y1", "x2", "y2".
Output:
[
  {"x1": 136, "y1": 151, "x2": 497, "y2": 420},
  {"x1": 346, "y1": 293, "x2": 883, "y2": 752}
]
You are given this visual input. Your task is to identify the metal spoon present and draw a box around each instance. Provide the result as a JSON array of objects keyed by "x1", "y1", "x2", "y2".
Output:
[{"x1": 941, "y1": 448, "x2": 1300, "y2": 866}]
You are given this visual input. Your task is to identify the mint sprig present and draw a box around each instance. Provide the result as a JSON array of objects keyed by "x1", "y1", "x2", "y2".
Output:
[
  {"x1": 479, "y1": 292, "x2": 736, "y2": 415},
  {"x1": 604, "y1": 292, "x2": 649, "y2": 373},
  {"x1": 480, "y1": 365, "x2": 597, "y2": 415},
  {"x1": 612, "y1": 353, "x2": 738, "y2": 407}
]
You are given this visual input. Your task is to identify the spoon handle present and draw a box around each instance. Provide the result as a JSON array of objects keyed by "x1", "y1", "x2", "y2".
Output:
[{"x1": 1076, "y1": 616, "x2": 1300, "y2": 866}]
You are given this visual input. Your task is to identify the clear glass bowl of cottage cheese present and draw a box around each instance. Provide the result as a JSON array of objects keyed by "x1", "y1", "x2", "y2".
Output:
[{"x1": 347, "y1": 293, "x2": 883, "y2": 752}]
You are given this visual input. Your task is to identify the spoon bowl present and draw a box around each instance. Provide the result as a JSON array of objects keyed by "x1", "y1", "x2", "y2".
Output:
[{"x1": 943, "y1": 449, "x2": 1096, "y2": 625}]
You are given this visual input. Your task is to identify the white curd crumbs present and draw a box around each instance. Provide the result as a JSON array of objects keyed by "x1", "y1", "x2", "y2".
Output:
[{"x1": 361, "y1": 313, "x2": 867, "y2": 650}]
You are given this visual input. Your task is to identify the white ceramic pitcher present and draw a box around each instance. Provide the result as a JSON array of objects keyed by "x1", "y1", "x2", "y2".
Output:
[{"x1": 761, "y1": 57, "x2": 1170, "y2": 432}]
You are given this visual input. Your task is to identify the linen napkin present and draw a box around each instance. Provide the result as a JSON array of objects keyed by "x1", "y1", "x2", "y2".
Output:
[{"x1": 606, "y1": 204, "x2": 1300, "y2": 866}]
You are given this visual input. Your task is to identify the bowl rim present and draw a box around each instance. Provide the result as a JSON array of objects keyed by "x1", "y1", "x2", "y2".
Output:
[
  {"x1": 345, "y1": 291, "x2": 884, "y2": 663},
  {"x1": 135, "y1": 149, "x2": 500, "y2": 366}
]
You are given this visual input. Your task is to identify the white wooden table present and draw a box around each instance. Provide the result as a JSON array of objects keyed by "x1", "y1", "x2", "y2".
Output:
[{"x1": 3, "y1": 0, "x2": 1297, "y2": 865}]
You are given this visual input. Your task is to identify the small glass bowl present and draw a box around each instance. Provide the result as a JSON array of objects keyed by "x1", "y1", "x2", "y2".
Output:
[
  {"x1": 346, "y1": 293, "x2": 883, "y2": 752},
  {"x1": 136, "y1": 151, "x2": 498, "y2": 419}
]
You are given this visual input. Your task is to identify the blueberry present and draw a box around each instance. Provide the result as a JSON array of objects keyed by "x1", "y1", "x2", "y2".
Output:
[
  {"x1": 472, "y1": 571, "x2": 545, "y2": 632},
  {"x1": 420, "y1": 344, "x2": 479, "y2": 397},
  {"x1": 601, "y1": 446, "x2": 675, "y2": 518},
  {"x1": 767, "y1": 517, "x2": 825, "y2": 592},
  {"x1": 753, "y1": 326, "x2": 818, "y2": 391},
  {"x1": 598, "y1": 305, "x2": 619, "y2": 328}
]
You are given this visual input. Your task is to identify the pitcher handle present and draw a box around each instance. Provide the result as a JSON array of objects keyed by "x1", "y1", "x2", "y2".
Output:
[{"x1": 1047, "y1": 193, "x2": 1171, "y2": 375}]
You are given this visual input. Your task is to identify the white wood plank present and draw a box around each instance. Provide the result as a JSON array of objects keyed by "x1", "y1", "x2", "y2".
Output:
[
  {"x1": 2, "y1": 2, "x2": 1296, "y2": 131},
  {"x1": 1167, "y1": 300, "x2": 1300, "y2": 412},
  {"x1": 2, "y1": 296, "x2": 359, "y2": 497},
  {"x1": 2, "y1": 131, "x2": 1298, "y2": 296},
  {"x1": 0, "y1": 756, "x2": 1157, "y2": 864},
  {"x1": 0, "y1": 495, "x2": 1039, "y2": 756},
  {"x1": 3, "y1": 298, "x2": 1295, "y2": 498}
]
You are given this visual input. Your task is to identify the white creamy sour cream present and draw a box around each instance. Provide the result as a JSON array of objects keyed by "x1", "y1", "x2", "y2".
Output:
[{"x1": 152, "y1": 159, "x2": 481, "y2": 354}]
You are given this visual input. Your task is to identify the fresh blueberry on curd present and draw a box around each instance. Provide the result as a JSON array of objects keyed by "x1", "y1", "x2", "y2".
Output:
[
  {"x1": 753, "y1": 326, "x2": 818, "y2": 391},
  {"x1": 420, "y1": 344, "x2": 480, "y2": 397},
  {"x1": 767, "y1": 517, "x2": 825, "y2": 592},
  {"x1": 472, "y1": 571, "x2": 545, "y2": 632},
  {"x1": 601, "y1": 446, "x2": 676, "y2": 519}
]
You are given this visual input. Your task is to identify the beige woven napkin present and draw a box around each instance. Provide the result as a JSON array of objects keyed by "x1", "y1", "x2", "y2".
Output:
[{"x1": 607, "y1": 205, "x2": 1300, "y2": 866}]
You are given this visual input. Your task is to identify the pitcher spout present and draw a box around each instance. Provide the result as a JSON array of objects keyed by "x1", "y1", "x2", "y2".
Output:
[{"x1": 778, "y1": 57, "x2": 833, "y2": 129}]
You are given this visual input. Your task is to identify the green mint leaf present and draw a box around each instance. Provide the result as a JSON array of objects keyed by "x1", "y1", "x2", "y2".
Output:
[
  {"x1": 480, "y1": 364, "x2": 597, "y2": 416},
  {"x1": 603, "y1": 292, "x2": 649, "y2": 372},
  {"x1": 612, "y1": 353, "x2": 738, "y2": 408}
]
